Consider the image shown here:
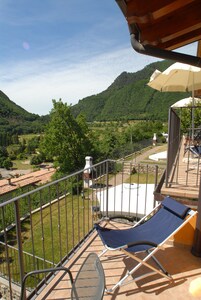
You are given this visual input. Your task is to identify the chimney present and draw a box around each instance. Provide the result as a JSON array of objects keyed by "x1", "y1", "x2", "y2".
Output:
[{"x1": 83, "y1": 156, "x2": 93, "y2": 188}]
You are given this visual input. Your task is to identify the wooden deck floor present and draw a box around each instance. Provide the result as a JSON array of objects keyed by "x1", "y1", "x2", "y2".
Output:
[{"x1": 33, "y1": 228, "x2": 201, "y2": 300}]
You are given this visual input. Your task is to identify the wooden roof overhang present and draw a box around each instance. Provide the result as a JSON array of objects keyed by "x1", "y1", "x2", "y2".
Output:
[
  {"x1": 116, "y1": 0, "x2": 201, "y2": 66},
  {"x1": 116, "y1": 0, "x2": 201, "y2": 256}
]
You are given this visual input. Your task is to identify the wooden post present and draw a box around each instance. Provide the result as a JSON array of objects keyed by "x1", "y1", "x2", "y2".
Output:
[{"x1": 191, "y1": 177, "x2": 201, "y2": 257}]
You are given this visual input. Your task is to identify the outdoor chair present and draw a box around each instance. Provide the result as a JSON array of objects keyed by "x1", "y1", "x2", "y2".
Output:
[
  {"x1": 184, "y1": 145, "x2": 201, "y2": 157},
  {"x1": 95, "y1": 196, "x2": 197, "y2": 293},
  {"x1": 20, "y1": 252, "x2": 105, "y2": 300}
]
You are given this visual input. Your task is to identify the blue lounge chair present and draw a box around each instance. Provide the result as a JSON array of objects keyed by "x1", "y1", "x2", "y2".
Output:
[
  {"x1": 95, "y1": 196, "x2": 197, "y2": 293},
  {"x1": 185, "y1": 145, "x2": 201, "y2": 157}
]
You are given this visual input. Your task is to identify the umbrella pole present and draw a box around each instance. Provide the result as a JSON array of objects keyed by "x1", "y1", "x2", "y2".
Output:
[{"x1": 192, "y1": 78, "x2": 195, "y2": 143}]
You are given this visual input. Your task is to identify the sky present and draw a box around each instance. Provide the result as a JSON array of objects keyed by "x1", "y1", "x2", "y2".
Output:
[{"x1": 0, "y1": 1, "x2": 198, "y2": 116}]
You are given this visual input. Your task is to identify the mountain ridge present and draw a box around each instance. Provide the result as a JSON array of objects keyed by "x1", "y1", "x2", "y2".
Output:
[
  {"x1": 0, "y1": 59, "x2": 190, "y2": 133},
  {"x1": 0, "y1": 90, "x2": 49, "y2": 134},
  {"x1": 71, "y1": 59, "x2": 189, "y2": 121}
]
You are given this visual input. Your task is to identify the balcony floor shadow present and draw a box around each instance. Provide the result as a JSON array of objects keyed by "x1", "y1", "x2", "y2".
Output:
[{"x1": 34, "y1": 228, "x2": 201, "y2": 300}]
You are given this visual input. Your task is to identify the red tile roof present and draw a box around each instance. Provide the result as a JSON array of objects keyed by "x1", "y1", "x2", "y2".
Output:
[{"x1": 0, "y1": 168, "x2": 55, "y2": 196}]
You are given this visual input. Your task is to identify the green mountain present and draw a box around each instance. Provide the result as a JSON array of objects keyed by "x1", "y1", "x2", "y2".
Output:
[
  {"x1": 71, "y1": 60, "x2": 190, "y2": 121},
  {"x1": 0, "y1": 59, "x2": 191, "y2": 135},
  {"x1": 0, "y1": 90, "x2": 49, "y2": 134}
]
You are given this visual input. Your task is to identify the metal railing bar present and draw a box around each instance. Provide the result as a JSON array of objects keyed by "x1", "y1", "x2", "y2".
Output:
[
  {"x1": 71, "y1": 181, "x2": 75, "y2": 251},
  {"x1": 28, "y1": 194, "x2": 37, "y2": 286},
  {"x1": 186, "y1": 140, "x2": 191, "y2": 186},
  {"x1": 144, "y1": 165, "x2": 148, "y2": 215},
  {"x1": 56, "y1": 182, "x2": 62, "y2": 262},
  {"x1": 0, "y1": 158, "x2": 167, "y2": 297},
  {"x1": 0, "y1": 160, "x2": 114, "y2": 209},
  {"x1": 49, "y1": 185, "x2": 55, "y2": 266},
  {"x1": 77, "y1": 175, "x2": 81, "y2": 245},
  {"x1": 135, "y1": 164, "x2": 140, "y2": 221},
  {"x1": 113, "y1": 164, "x2": 117, "y2": 216},
  {"x1": 128, "y1": 162, "x2": 132, "y2": 217},
  {"x1": 64, "y1": 181, "x2": 69, "y2": 255},
  {"x1": 1, "y1": 206, "x2": 13, "y2": 299},
  {"x1": 14, "y1": 200, "x2": 25, "y2": 297},
  {"x1": 196, "y1": 157, "x2": 200, "y2": 186},
  {"x1": 39, "y1": 190, "x2": 46, "y2": 271}
]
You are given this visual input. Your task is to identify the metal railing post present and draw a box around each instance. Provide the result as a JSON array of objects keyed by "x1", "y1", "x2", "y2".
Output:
[
  {"x1": 154, "y1": 165, "x2": 158, "y2": 189},
  {"x1": 191, "y1": 176, "x2": 201, "y2": 257},
  {"x1": 2, "y1": 207, "x2": 13, "y2": 299},
  {"x1": 14, "y1": 200, "x2": 25, "y2": 295},
  {"x1": 105, "y1": 160, "x2": 109, "y2": 217},
  {"x1": 166, "y1": 108, "x2": 172, "y2": 187},
  {"x1": 166, "y1": 108, "x2": 180, "y2": 187}
]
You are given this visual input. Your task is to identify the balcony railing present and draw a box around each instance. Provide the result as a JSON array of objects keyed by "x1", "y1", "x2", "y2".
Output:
[
  {"x1": 0, "y1": 159, "x2": 165, "y2": 299},
  {"x1": 165, "y1": 106, "x2": 201, "y2": 191}
]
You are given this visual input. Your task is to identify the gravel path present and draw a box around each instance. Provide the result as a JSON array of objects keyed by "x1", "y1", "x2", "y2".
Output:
[
  {"x1": 130, "y1": 144, "x2": 167, "y2": 163},
  {"x1": 110, "y1": 144, "x2": 167, "y2": 186}
]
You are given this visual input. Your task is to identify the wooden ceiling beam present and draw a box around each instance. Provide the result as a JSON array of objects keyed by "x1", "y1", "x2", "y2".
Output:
[
  {"x1": 197, "y1": 40, "x2": 201, "y2": 57},
  {"x1": 157, "y1": 31, "x2": 201, "y2": 50},
  {"x1": 138, "y1": 3, "x2": 201, "y2": 44},
  {"x1": 127, "y1": 0, "x2": 194, "y2": 24},
  {"x1": 127, "y1": 0, "x2": 181, "y2": 16}
]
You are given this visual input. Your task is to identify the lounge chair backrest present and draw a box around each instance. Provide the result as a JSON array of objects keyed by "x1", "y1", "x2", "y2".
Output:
[{"x1": 162, "y1": 196, "x2": 190, "y2": 219}]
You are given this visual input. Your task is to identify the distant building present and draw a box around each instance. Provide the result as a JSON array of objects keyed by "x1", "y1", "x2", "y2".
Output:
[{"x1": 0, "y1": 168, "x2": 55, "y2": 202}]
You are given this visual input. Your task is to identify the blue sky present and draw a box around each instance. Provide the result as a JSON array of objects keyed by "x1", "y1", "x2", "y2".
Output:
[{"x1": 0, "y1": 1, "x2": 198, "y2": 115}]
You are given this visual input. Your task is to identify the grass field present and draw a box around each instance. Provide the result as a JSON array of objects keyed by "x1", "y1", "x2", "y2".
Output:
[
  {"x1": 12, "y1": 159, "x2": 34, "y2": 170},
  {"x1": 125, "y1": 172, "x2": 159, "y2": 184},
  {"x1": 0, "y1": 193, "x2": 94, "y2": 286},
  {"x1": 21, "y1": 195, "x2": 93, "y2": 263}
]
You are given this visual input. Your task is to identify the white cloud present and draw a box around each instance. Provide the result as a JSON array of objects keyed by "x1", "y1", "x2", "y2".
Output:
[
  {"x1": 1, "y1": 46, "x2": 160, "y2": 115},
  {"x1": 1, "y1": 41, "x2": 198, "y2": 116},
  {"x1": 0, "y1": 1, "x2": 198, "y2": 117}
]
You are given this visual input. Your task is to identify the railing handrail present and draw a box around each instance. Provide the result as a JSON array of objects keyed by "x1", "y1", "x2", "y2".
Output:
[
  {"x1": 0, "y1": 159, "x2": 164, "y2": 299},
  {"x1": 0, "y1": 159, "x2": 114, "y2": 208}
]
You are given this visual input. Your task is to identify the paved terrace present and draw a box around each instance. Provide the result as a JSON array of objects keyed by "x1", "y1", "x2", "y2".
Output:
[{"x1": 32, "y1": 220, "x2": 201, "y2": 300}]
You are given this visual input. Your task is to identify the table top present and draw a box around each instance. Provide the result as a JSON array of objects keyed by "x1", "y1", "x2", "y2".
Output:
[{"x1": 71, "y1": 252, "x2": 105, "y2": 300}]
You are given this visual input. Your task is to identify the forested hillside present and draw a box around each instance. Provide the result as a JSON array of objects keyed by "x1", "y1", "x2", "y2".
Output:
[
  {"x1": 71, "y1": 60, "x2": 190, "y2": 121},
  {"x1": 0, "y1": 90, "x2": 49, "y2": 134},
  {"x1": 0, "y1": 59, "x2": 190, "y2": 133}
]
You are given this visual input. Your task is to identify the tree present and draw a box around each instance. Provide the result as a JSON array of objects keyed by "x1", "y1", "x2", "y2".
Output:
[
  {"x1": 180, "y1": 104, "x2": 201, "y2": 134},
  {"x1": 3, "y1": 158, "x2": 13, "y2": 170},
  {"x1": 26, "y1": 136, "x2": 40, "y2": 154},
  {"x1": 30, "y1": 154, "x2": 43, "y2": 166},
  {"x1": 40, "y1": 100, "x2": 96, "y2": 174}
]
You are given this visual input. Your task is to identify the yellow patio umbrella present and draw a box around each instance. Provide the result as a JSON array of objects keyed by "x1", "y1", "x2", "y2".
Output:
[{"x1": 148, "y1": 62, "x2": 201, "y2": 139}]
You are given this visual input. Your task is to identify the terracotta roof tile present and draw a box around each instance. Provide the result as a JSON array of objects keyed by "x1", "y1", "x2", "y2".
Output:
[{"x1": 0, "y1": 168, "x2": 55, "y2": 196}]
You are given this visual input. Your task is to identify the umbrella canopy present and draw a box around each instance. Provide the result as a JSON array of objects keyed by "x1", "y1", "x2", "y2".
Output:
[
  {"x1": 148, "y1": 62, "x2": 201, "y2": 139},
  {"x1": 171, "y1": 97, "x2": 201, "y2": 108},
  {"x1": 148, "y1": 62, "x2": 201, "y2": 92}
]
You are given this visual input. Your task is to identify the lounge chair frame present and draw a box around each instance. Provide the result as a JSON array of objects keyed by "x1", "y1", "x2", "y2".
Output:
[{"x1": 96, "y1": 197, "x2": 197, "y2": 293}]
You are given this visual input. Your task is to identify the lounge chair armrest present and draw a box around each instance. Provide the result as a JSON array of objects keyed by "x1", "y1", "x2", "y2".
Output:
[{"x1": 127, "y1": 240, "x2": 158, "y2": 248}]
